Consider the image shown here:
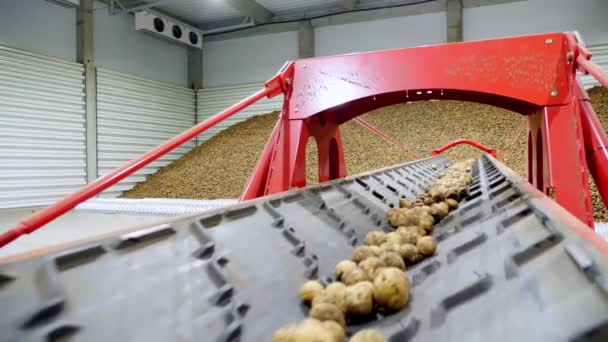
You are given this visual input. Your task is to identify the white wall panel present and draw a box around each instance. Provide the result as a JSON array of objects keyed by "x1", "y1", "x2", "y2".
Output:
[
  {"x1": 203, "y1": 31, "x2": 298, "y2": 88},
  {"x1": 94, "y1": 2, "x2": 189, "y2": 86},
  {"x1": 0, "y1": 45, "x2": 86, "y2": 208},
  {"x1": 464, "y1": 0, "x2": 608, "y2": 45},
  {"x1": 0, "y1": 0, "x2": 76, "y2": 61},
  {"x1": 315, "y1": 12, "x2": 447, "y2": 56},
  {"x1": 197, "y1": 83, "x2": 283, "y2": 142},
  {"x1": 97, "y1": 68, "x2": 196, "y2": 197}
]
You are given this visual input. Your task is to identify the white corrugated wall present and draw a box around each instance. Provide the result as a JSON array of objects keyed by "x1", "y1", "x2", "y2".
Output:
[
  {"x1": 0, "y1": 45, "x2": 86, "y2": 208},
  {"x1": 196, "y1": 83, "x2": 283, "y2": 142},
  {"x1": 96, "y1": 68, "x2": 196, "y2": 197},
  {"x1": 580, "y1": 44, "x2": 608, "y2": 89}
]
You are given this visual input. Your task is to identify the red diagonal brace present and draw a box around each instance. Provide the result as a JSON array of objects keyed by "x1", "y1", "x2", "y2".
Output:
[{"x1": 353, "y1": 117, "x2": 422, "y2": 160}]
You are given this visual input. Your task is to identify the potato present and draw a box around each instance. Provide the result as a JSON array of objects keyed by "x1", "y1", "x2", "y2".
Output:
[
  {"x1": 389, "y1": 209, "x2": 420, "y2": 227},
  {"x1": 359, "y1": 256, "x2": 384, "y2": 279},
  {"x1": 429, "y1": 188, "x2": 446, "y2": 202},
  {"x1": 350, "y1": 329, "x2": 385, "y2": 342},
  {"x1": 342, "y1": 266, "x2": 369, "y2": 286},
  {"x1": 379, "y1": 242, "x2": 400, "y2": 254},
  {"x1": 373, "y1": 267, "x2": 410, "y2": 311},
  {"x1": 385, "y1": 208, "x2": 398, "y2": 222},
  {"x1": 385, "y1": 231, "x2": 403, "y2": 245},
  {"x1": 369, "y1": 245, "x2": 382, "y2": 257},
  {"x1": 399, "y1": 230, "x2": 420, "y2": 245},
  {"x1": 417, "y1": 236, "x2": 437, "y2": 256},
  {"x1": 418, "y1": 215, "x2": 434, "y2": 233},
  {"x1": 313, "y1": 283, "x2": 347, "y2": 313},
  {"x1": 398, "y1": 225, "x2": 426, "y2": 237},
  {"x1": 458, "y1": 186, "x2": 470, "y2": 199},
  {"x1": 345, "y1": 282, "x2": 374, "y2": 316},
  {"x1": 365, "y1": 231, "x2": 387, "y2": 246},
  {"x1": 300, "y1": 280, "x2": 324, "y2": 303},
  {"x1": 294, "y1": 318, "x2": 337, "y2": 341},
  {"x1": 272, "y1": 323, "x2": 298, "y2": 342},
  {"x1": 429, "y1": 202, "x2": 449, "y2": 221},
  {"x1": 398, "y1": 198, "x2": 412, "y2": 208},
  {"x1": 335, "y1": 260, "x2": 358, "y2": 280},
  {"x1": 322, "y1": 320, "x2": 345, "y2": 342},
  {"x1": 379, "y1": 251, "x2": 405, "y2": 270},
  {"x1": 446, "y1": 198, "x2": 459, "y2": 210},
  {"x1": 422, "y1": 196, "x2": 435, "y2": 206},
  {"x1": 398, "y1": 244, "x2": 421, "y2": 264},
  {"x1": 309, "y1": 302, "x2": 346, "y2": 327},
  {"x1": 352, "y1": 246, "x2": 376, "y2": 263}
]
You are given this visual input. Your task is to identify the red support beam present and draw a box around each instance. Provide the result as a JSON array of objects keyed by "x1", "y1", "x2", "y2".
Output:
[{"x1": 431, "y1": 139, "x2": 497, "y2": 158}]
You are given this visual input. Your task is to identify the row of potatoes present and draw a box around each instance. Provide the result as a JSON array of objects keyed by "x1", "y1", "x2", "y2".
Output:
[{"x1": 273, "y1": 160, "x2": 476, "y2": 342}]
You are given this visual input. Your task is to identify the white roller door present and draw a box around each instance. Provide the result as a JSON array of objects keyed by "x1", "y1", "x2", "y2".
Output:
[
  {"x1": 97, "y1": 68, "x2": 196, "y2": 197},
  {"x1": 580, "y1": 44, "x2": 608, "y2": 89},
  {"x1": 0, "y1": 45, "x2": 86, "y2": 208},
  {"x1": 196, "y1": 83, "x2": 283, "y2": 143}
]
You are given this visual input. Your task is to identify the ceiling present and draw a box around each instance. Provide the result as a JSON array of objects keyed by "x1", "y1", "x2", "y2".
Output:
[{"x1": 113, "y1": 0, "x2": 438, "y2": 30}]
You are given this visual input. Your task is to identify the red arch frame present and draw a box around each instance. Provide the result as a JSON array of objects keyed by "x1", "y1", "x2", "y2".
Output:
[{"x1": 242, "y1": 32, "x2": 605, "y2": 228}]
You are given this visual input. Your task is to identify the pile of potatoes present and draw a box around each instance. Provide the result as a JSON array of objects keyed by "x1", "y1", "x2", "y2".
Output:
[{"x1": 272, "y1": 160, "x2": 475, "y2": 342}]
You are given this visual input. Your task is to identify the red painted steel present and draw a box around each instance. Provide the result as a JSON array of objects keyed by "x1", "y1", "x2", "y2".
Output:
[
  {"x1": 243, "y1": 31, "x2": 608, "y2": 229},
  {"x1": 431, "y1": 139, "x2": 497, "y2": 158},
  {"x1": 577, "y1": 81, "x2": 608, "y2": 212},
  {"x1": 353, "y1": 117, "x2": 422, "y2": 160},
  {"x1": 0, "y1": 86, "x2": 278, "y2": 248},
  {"x1": 3, "y1": 31, "x2": 608, "y2": 248}
]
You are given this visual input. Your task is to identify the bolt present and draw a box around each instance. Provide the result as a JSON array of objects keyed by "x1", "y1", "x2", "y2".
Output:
[
  {"x1": 551, "y1": 89, "x2": 558, "y2": 97},
  {"x1": 567, "y1": 51, "x2": 574, "y2": 62},
  {"x1": 545, "y1": 38, "x2": 553, "y2": 44},
  {"x1": 285, "y1": 78, "x2": 291, "y2": 85}
]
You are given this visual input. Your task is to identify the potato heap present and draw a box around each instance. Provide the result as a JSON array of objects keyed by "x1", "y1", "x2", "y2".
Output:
[{"x1": 273, "y1": 160, "x2": 475, "y2": 342}]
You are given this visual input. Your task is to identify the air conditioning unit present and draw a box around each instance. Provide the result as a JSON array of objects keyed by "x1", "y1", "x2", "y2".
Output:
[{"x1": 135, "y1": 11, "x2": 202, "y2": 49}]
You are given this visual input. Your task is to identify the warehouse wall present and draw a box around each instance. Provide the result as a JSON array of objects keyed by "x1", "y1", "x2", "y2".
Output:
[
  {"x1": 0, "y1": 0, "x2": 76, "y2": 61},
  {"x1": 464, "y1": 0, "x2": 608, "y2": 45},
  {"x1": 203, "y1": 31, "x2": 298, "y2": 88},
  {"x1": 315, "y1": 11, "x2": 447, "y2": 56},
  {"x1": 94, "y1": 3, "x2": 189, "y2": 86}
]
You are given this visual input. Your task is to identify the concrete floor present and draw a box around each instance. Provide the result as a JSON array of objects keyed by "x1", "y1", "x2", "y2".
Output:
[{"x1": 0, "y1": 208, "x2": 170, "y2": 260}]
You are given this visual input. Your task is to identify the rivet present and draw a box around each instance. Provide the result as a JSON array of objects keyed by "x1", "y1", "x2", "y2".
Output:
[
  {"x1": 545, "y1": 38, "x2": 553, "y2": 44},
  {"x1": 551, "y1": 89, "x2": 558, "y2": 97},
  {"x1": 295, "y1": 107, "x2": 299, "y2": 112},
  {"x1": 567, "y1": 51, "x2": 574, "y2": 62}
]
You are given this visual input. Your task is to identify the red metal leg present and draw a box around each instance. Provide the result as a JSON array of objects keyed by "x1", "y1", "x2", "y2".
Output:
[
  {"x1": 541, "y1": 101, "x2": 594, "y2": 227},
  {"x1": 577, "y1": 82, "x2": 608, "y2": 211}
]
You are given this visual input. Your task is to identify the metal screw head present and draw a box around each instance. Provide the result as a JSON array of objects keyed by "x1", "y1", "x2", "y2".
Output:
[
  {"x1": 551, "y1": 89, "x2": 558, "y2": 97},
  {"x1": 545, "y1": 38, "x2": 553, "y2": 44},
  {"x1": 567, "y1": 51, "x2": 574, "y2": 62},
  {"x1": 285, "y1": 78, "x2": 291, "y2": 85}
]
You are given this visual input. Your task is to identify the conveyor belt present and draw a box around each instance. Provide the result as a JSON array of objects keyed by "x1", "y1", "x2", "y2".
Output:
[{"x1": 1, "y1": 156, "x2": 608, "y2": 342}]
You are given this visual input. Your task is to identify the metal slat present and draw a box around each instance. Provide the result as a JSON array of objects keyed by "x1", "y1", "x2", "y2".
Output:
[
  {"x1": 197, "y1": 83, "x2": 283, "y2": 143},
  {"x1": 96, "y1": 68, "x2": 196, "y2": 197},
  {"x1": 0, "y1": 45, "x2": 86, "y2": 209}
]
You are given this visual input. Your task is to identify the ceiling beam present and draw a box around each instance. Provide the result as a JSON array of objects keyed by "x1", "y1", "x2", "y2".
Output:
[{"x1": 225, "y1": 0, "x2": 273, "y2": 23}]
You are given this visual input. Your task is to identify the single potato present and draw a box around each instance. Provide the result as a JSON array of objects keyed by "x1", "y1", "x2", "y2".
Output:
[
  {"x1": 299, "y1": 280, "x2": 324, "y2": 304},
  {"x1": 373, "y1": 267, "x2": 411, "y2": 311}
]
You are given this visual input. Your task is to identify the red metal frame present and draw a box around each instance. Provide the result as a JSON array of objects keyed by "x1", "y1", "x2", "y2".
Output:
[
  {"x1": 2, "y1": 31, "x2": 608, "y2": 248},
  {"x1": 431, "y1": 139, "x2": 497, "y2": 158}
]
